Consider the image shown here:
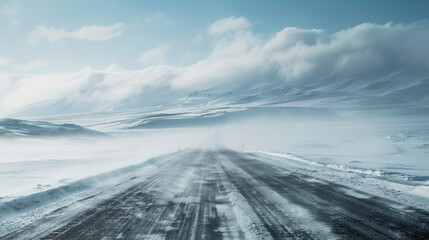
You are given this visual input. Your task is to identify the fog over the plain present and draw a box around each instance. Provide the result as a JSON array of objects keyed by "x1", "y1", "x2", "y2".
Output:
[{"x1": 1, "y1": 18, "x2": 429, "y2": 115}]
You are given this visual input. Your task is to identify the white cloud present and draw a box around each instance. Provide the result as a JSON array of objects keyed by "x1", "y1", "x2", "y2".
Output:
[
  {"x1": 1, "y1": 3, "x2": 21, "y2": 26},
  {"x1": 195, "y1": 33, "x2": 203, "y2": 42},
  {"x1": 185, "y1": 20, "x2": 429, "y2": 89},
  {"x1": 0, "y1": 57, "x2": 10, "y2": 66},
  {"x1": 12, "y1": 60, "x2": 48, "y2": 72},
  {"x1": 28, "y1": 23, "x2": 125, "y2": 44},
  {"x1": 139, "y1": 45, "x2": 169, "y2": 66},
  {"x1": 0, "y1": 65, "x2": 179, "y2": 114},
  {"x1": 2, "y1": 18, "x2": 429, "y2": 115},
  {"x1": 144, "y1": 11, "x2": 171, "y2": 25},
  {"x1": 9, "y1": 18, "x2": 20, "y2": 26},
  {"x1": 0, "y1": 58, "x2": 48, "y2": 73},
  {"x1": 1, "y1": 4, "x2": 18, "y2": 16},
  {"x1": 208, "y1": 16, "x2": 250, "y2": 35}
]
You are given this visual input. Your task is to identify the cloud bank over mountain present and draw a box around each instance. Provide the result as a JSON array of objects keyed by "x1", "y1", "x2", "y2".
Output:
[{"x1": 1, "y1": 18, "x2": 429, "y2": 115}]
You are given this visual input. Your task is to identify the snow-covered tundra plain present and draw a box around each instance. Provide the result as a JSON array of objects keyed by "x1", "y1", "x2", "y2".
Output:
[{"x1": 1, "y1": 102, "x2": 429, "y2": 238}]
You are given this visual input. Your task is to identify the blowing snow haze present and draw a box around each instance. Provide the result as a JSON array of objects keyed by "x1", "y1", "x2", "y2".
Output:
[{"x1": 1, "y1": 1, "x2": 429, "y2": 239}]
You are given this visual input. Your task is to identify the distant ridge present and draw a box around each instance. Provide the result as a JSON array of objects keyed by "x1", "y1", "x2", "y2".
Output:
[{"x1": 0, "y1": 118, "x2": 109, "y2": 138}]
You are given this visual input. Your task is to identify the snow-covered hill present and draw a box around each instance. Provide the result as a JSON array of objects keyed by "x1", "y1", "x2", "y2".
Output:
[
  {"x1": 6, "y1": 69, "x2": 429, "y2": 118},
  {"x1": 0, "y1": 118, "x2": 108, "y2": 138}
]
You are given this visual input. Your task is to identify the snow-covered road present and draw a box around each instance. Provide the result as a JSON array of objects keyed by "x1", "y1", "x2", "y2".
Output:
[{"x1": 2, "y1": 149, "x2": 429, "y2": 239}]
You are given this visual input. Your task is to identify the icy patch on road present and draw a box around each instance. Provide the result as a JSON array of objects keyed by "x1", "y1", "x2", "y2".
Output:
[
  {"x1": 223, "y1": 186, "x2": 272, "y2": 239},
  {"x1": 306, "y1": 177, "x2": 328, "y2": 184},
  {"x1": 342, "y1": 189, "x2": 372, "y2": 199},
  {"x1": 259, "y1": 187, "x2": 337, "y2": 240},
  {"x1": 223, "y1": 158, "x2": 337, "y2": 239}
]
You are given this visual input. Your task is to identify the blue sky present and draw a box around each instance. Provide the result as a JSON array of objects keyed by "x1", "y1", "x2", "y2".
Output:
[{"x1": 1, "y1": 0, "x2": 428, "y2": 74}]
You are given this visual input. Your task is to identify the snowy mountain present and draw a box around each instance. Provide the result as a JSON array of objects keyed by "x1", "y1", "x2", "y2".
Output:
[{"x1": 6, "y1": 69, "x2": 429, "y2": 119}]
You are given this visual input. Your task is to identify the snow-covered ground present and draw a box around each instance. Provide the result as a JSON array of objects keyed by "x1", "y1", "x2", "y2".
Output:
[
  {"x1": 0, "y1": 127, "x2": 217, "y2": 200},
  {"x1": 1, "y1": 104, "x2": 429, "y2": 238},
  {"x1": 255, "y1": 151, "x2": 429, "y2": 210},
  {"x1": 2, "y1": 107, "x2": 429, "y2": 200},
  {"x1": 0, "y1": 137, "x2": 164, "y2": 199}
]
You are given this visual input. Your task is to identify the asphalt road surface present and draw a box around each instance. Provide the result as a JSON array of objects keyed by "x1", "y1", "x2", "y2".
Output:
[{"x1": 3, "y1": 149, "x2": 429, "y2": 239}]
